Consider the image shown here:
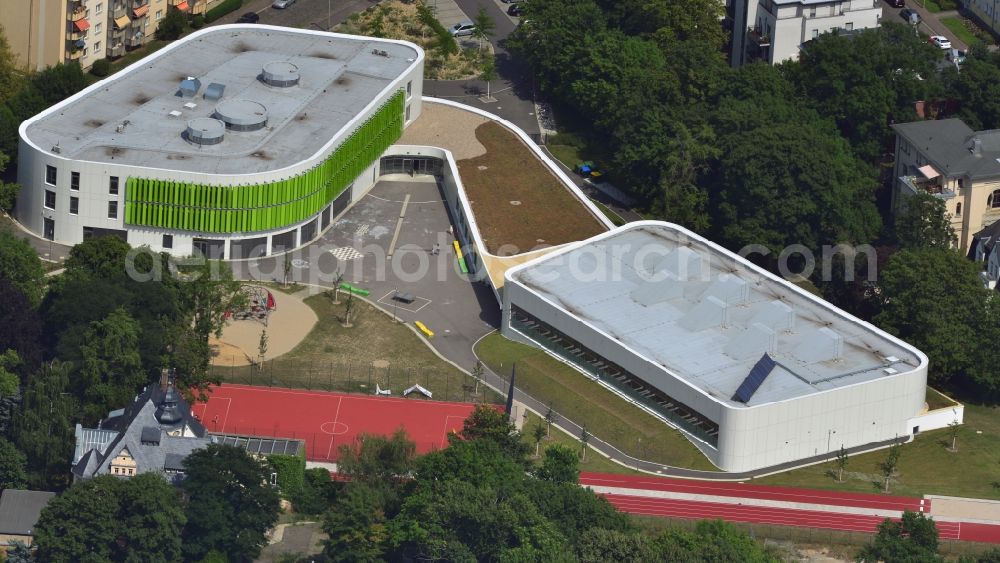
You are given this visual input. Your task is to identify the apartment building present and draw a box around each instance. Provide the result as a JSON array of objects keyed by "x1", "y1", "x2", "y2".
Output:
[
  {"x1": 960, "y1": 0, "x2": 1000, "y2": 41},
  {"x1": 732, "y1": 0, "x2": 882, "y2": 65},
  {"x1": 1, "y1": 0, "x2": 178, "y2": 71},
  {"x1": 891, "y1": 118, "x2": 1000, "y2": 252}
]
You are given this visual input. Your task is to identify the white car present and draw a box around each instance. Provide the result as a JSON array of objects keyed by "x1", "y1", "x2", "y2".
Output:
[
  {"x1": 272, "y1": 0, "x2": 295, "y2": 8},
  {"x1": 929, "y1": 35, "x2": 952, "y2": 49},
  {"x1": 450, "y1": 20, "x2": 476, "y2": 37}
]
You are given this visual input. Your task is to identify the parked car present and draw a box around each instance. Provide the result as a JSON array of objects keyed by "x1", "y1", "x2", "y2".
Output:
[
  {"x1": 272, "y1": 0, "x2": 295, "y2": 9},
  {"x1": 900, "y1": 8, "x2": 920, "y2": 24},
  {"x1": 947, "y1": 48, "x2": 967, "y2": 63},
  {"x1": 236, "y1": 11, "x2": 260, "y2": 23},
  {"x1": 508, "y1": 3, "x2": 522, "y2": 16},
  {"x1": 929, "y1": 35, "x2": 952, "y2": 49},
  {"x1": 886, "y1": 0, "x2": 904, "y2": 7},
  {"x1": 449, "y1": 20, "x2": 476, "y2": 37}
]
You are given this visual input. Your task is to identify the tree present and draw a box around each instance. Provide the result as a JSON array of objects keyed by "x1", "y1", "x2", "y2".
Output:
[
  {"x1": 954, "y1": 52, "x2": 1000, "y2": 130},
  {"x1": 283, "y1": 253, "x2": 292, "y2": 288},
  {"x1": 181, "y1": 444, "x2": 281, "y2": 562},
  {"x1": 653, "y1": 519, "x2": 780, "y2": 562},
  {"x1": 532, "y1": 421, "x2": 546, "y2": 458},
  {"x1": 0, "y1": 349, "x2": 19, "y2": 399},
  {"x1": 857, "y1": 510, "x2": 941, "y2": 563},
  {"x1": 5, "y1": 540, "x2": 33, "y2": 563},
  {"x1": 258, "y1": 328, "x2": 268, "y2": 371},
  {"x1": 337, "y1": 428, "x2": 416, "y2": 482},
  {"x1": 322, "y1": 483, "x2": 392, "y2": 563},
  {"x1": 0, "y1": 232, "x2": 44, "y2": 306},
  {"x1": 537, "y1": 443, "x2": 580, "y2": 484},
  {"x1": 0, "y1": 436, "x2": 27, "y2": 490},
  {"x1": 835, "y1": 445, "x2": 849, "y2": 483},
  {"x1": 155, "y1": 6, "x2": 187, "y2": 40},
  {"x1": 577, "y1": 528, "x2": 654, "y2": 563},
  {"x1": 10, "y1": 361, "x2": 74, "y2": 489},
  {"x1": 948, "y1": 419, "x2": 961, "y2": 453},
  {"x1": 76, "y1": 307, "x2": 146, "y2": 423},
  {"x1": 472, "y1": 7, "x2": 495, "y2": 51},
  {"x1": 33, "y1": 473, "x2": 185, "y2": 563},
  {"x1": 342, "y1": 290, "x2": 355, "y2": 328},
  {"x1": 894, "y1": 192, "x2": 957, "y2": 249},
  {"x1": 0, "y1": 153, "x2": 20, "y2": 214},
  {"x1": 880, "y1": 443, "x2": 902, "y2": 493},
  {"x1": 874, "y1": 248, "x2": 994, "y2": 389},
  {"x1": 580, "y1": 425, "x2": 590, "y2": 462},
  {"x1": 479, "y1": 53, "x2": 497, "y2": 101},
  {"x1": 455, "y1": 403, "x2": 529, "y2": 460}
]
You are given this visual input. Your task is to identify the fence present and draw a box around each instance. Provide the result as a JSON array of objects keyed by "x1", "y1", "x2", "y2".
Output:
[{"x1": 209, "y1": 358, "x2": 504, "y2": 405}]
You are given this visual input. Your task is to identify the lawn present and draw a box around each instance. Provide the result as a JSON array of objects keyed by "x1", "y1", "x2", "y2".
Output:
[
  {"x1": 923, "y1": 0, "x2": 943, "y2": 12},
  {"x1": 758, "y1": 402, "x2": 1000, "y2": 500},
  {"x1": 940, "y1": 17, "x2": 979, "y2": 46},
  {"x1": 476, "y1": 332, "x2": 718, "y2": 471},
  {"x1": 520, "y1": 411, "x2": 640, "y2": 475},
  {"x1": 546, "y1": 144, "x2": 585, "y2": 170},
  {"x1": 458, "y1": 122, "x2": 607, "y2": 256},
  {"x1": 214, "y1": 293, "x2": 502, "y2": 404},
  {"x1": 590, "y1": 199, "x2": 626, "y2": 227}
]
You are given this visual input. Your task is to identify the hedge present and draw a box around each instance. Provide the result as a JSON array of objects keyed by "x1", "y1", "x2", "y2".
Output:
[
  {"x1": 268, "y1": 454, "x2": 306, "y2": 497},
  {"x1": 205, "y1": 0, "x2": 243, "y2": 23}
]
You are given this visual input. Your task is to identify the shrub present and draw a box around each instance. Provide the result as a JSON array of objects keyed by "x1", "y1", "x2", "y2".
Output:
[
  {"x1": 416, "y1": 2, "x2": 457, "y2": 56},
  {"x1": 155, "y1": 7, "x2": 187, "y2": 40},
  {"x1": 90, "y1": 58, "x2": 111, "y2": 77},
  {"x1": 205, "y1": 0, "x2": 242, "y2": 23},
  {"x1": 190, "y1": 14, "x2": 205, "y2": 29}
]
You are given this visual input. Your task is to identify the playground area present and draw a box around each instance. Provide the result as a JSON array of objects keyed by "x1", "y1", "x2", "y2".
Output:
[
  {"x1": 191, "y1": 384, "x2": 479, "y2": 461},
  {"x1": 209, "y1": 286, "x2": 318, "y2": 367}
]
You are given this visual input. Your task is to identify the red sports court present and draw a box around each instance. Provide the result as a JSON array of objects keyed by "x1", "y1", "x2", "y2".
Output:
[{"x1": 190, "y1": 384, "x2": 478, "y2": 461}]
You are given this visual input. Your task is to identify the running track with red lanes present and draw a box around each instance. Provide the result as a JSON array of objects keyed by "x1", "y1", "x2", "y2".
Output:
[
  {"x1": 582, "y1": 472, "x2": 1000, "y2": 544},
  {"x1": 190, "y1": 384, "x2": 477, "y2": 461}
]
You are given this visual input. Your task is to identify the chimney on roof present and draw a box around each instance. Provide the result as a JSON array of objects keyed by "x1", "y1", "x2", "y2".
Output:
[{"x1": 972, "y1": 137, "x2": 983, "y2": 156}]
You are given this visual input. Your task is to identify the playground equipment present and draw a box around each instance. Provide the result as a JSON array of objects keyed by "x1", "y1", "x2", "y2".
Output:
[
  {"x1": 226, "y1": 285, "x2": 275, "y2": 324},
  {"x1": 415, "y1": 321, "x2": 434, "y2": 338},
  {"x1": 338, "y1": 282, "x2": 370, "y2": 296}
]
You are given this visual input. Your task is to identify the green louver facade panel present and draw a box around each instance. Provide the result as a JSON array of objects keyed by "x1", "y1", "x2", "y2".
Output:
[{"x1": 123, "y1": 91, "x2": 405, "y2": 233}]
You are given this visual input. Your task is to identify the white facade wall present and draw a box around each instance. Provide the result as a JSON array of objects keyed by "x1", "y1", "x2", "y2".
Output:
[
  {"x1": 502, "y1": 277, "x2": 928, "y2": 472},
  {"x1": 758, "y1": 0, "x2": 881, "y2": 64},
  {"x1": 15, "y1": 25, "x2": 424, "y2": 258}
]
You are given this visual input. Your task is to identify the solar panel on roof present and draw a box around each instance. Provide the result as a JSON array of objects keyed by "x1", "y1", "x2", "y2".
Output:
[{"x1": 732, "y1": 353, "x2": 777, "y2": 403}]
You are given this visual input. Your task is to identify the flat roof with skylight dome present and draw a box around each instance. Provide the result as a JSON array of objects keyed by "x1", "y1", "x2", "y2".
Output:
[{"x1": 23, "y1": 25, "x2": 421, "y2": 175}]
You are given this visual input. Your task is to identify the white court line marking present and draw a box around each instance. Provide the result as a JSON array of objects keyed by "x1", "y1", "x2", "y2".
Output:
[
  {"x1": 325, "y1": 397, "x2": 345, "y2": 461},
  {"x1": 216, "y1": 397, "x2": 232, "y2": 434},
  {"x1": 439, "y1": 414, "x2": 466, "y2": 448}
]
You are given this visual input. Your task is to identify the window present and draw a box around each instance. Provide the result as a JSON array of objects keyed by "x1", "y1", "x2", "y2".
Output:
[
  {"x1": 811, "y1": 29, "x2": 819, "y2": 39},
  {"x1": 406, "y1": 81, "x2": 412, "y2": 96},
  {"x1": 956, "y1": 202, "x2": 962, "y2": 217},
  {"x1": 96, "y1": 3, "x2": 102, "y2": 14},
  {"x1": 83, "y1": 47, "x2": 88, "y2": 57},
  {"x1": 70, "y1": 196, "x2": 79, "y2": 215},
  {"x1": 809, "y1": 6, "x2": 816, "y2": 17},
  {"x1": 44, "y1": 190, "x2": 56, "y2": 209},
  {"x1": 405, "y1": 104, "x2": 411, "y2": 122},
  {"x1": 845, "y1": 22, "x2": 854, "y2": 31},
  {"x1": 94, "y1": 41, "x2": 101, "y2": 53},
  {"x1": 162, "y1": 234, "x2": 173, "y2": 249},
  {"x1": 991, "y1": 189, "x2": 1000, "y2": 209},
  {"x1": 109, "y1": 176, "x2": 119, "y2": 194},
  {"x1": 71, "y1": 171, "x2": 80, "y2": 190},
  {"x1": 156, "y1": 9, "x2": 162, "y2": 20},
  {"x1": 45, "y1": 165, "x2": 57, "y2": 185},
  {"x1": 108, "y1": 201, "x2": 118, "y2": 219},
  {"x1": 95, "y1": 22, "x2": 102, "y2": 34}
]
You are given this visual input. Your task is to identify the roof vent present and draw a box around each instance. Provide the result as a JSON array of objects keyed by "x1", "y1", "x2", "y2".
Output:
[
  {"x1": 183, "y1": 102, "x2": 197, "y2": 110},
  {"x1": 179, "y1": 76, "x2": 202, "y2": 98},
  {"x1": 372, "y1": 49, "x2": 389, "y2": 57},
  {"x1": 213, "y1": 99, "x2": 267, "y2": 131},
  {"x1": 261, "y1": 61, "x2": 300, "y2": 87},
  {"x1": 168, "y1": 110, "x2": 182, "y2": 118},
  {"x1": 883, "y1": 367, "x2": 899, "y2": 375},
  {"x1": 51, "y1": 145, "x2": 61, "y2": 154},
  {"x1": 185, "y1": 117, "x2": 226, "y2": 145},
  {"x1": 204, "y1": 82, "x2": 226, "y2": 100}
]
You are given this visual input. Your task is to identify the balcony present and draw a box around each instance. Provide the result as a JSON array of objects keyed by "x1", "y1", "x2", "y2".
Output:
[
  {"x1": 66, "y1": 49, "x2": 83, "y2": 60},
  {"x1": 68, "y1": 6, "x2": 86, "y2": 20},
  {"x1": 747, "y1": 26, "x2": 771, "y2": 47},
  {"x1": 899, "y1": 175, "x2": 957, "y2": 199},
  {"x1": 67, "y1": 29, "x2": 84, "y2": 41}
]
